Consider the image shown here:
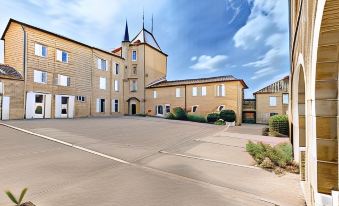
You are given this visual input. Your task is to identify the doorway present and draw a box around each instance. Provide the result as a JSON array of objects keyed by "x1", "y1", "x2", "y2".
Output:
[
  {"x1": 131, "y1": 104, "x2": 136, "y2": 115},
  {"x1": 61, "y1": 96, "x2": 69, "y2": 118}
]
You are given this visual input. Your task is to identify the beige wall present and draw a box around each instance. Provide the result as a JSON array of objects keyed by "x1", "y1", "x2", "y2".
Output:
[
  {"x1": 255, "y1": 92, "x2": 288, "y2": 124},
  {"x1": 0, "y1": 78, "x2": 24, "y2": 120},
  {"x1": 145, "y1": 81, "x2": 245, "y2": 125}
]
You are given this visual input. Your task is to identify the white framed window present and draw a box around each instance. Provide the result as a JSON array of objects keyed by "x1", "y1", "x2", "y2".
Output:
[
  {"x1": 156, "y1": 105, "x2": 164, "y2": 115},
  {"x1": 283, "y1": 94, "x2": 289, "y2": 104},
  {"x1": 175, "y1": 88, "x2": 181, "y2": 97},
  {"x1": 132, "y1": 50, "x2": 137, "y2": 61},
  {"x1": 218, "y1": 105, "x2": 225, "y2": 112},
  {"x1": 96, "y1": 98, "x2": 105, "y2": 113},
  {"x1": 76, "y1": 96, "x2": 86, "y2": 102},
  {"x1": 269, "y1": 96, "x2": 277, "y2": 106},
  {"x1": 34, "y1": 43, "x2": 47, "y2": 57},
  {"x1": 112, "y1": 99, "x2": 119, "y2": 112},
  {"x1": 97, "y1": 58, "x2": 107, "y2": 70},
  {"x1": 0, "y1": 82, "x2": 3, "y2": 95},
  {"x1": 153, "y1": 90, "x2": 157, "y2": 99},
  {"x1": 216, "y1": 84, "x2": 225, "y2": 96},
  {"x1": 201, "y1": 86, "x2": 207, "y2": 96},
  {"x1": 57, "y1": 74, "x2": 70, "y2": 86},
  {"x1": 165, "y1": 104, "x2": 171, "y2": 113},
  {"x1": 192, "y1": 105, "x2": 198, "y2": 113},
  {"x1": 100, "y1": 77, "x2": 106, "y2": 90},
  {"x1": 34, "y1": 70, "x2": 47, "y2": 84},
  {"x1": 192, "y1": 87, "x2": 198, "y2": 96},
  {"x1": 114, "y1": 80, "x2": 119, "y2": 92},
  {"x1": 114, "y1": 63, "x2": 119, "y2": 75},
  {"x1": 130, "y1": 80, "x2": 137, "y2": 92},
  {"x1": 56, "y1": 49, "x2": 68, "y2": 63}
]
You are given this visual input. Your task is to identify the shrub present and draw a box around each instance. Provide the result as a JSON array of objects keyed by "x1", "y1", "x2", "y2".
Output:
[
  {"x1": 173, "y1": 107, "x2": 187, "y2": 120},
  {"x1": 207, "y1": 113, "x2": 220, "y2": 123},
  {"x1": 246, "y1": 141, "x2": 297, "y2": 174},
  {"x1": 187, "y1": 114, "x2": 207, "y2": 123},
  {"x1": 214, "y1": 119, "x2": 226, "y2": 125},
  {"x1": 219, "y1": 110, "x2": 236, "y2": 122},
  {"x1": 269, "y1": 115, "x2": 289, "y2": 136},
  {"x1": 262, "y1": 127, "x2": 269, "y2": 136},
  {"x1": 165, "y1": 112, "x2": 176, "y2": 120}
]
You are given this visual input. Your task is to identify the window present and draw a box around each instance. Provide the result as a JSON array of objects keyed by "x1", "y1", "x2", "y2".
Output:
[
  {"x1": 0, "y1": 82, "x2": 3, "y2": 95},
  {"x1": 76, "y1": 96, "x2": 86, "y2": 102},
  {"x1": 34, "y1": 70, "x2": 47, "y2": 84},
  {"x1": 100, "y1": 77, "x2": 106, "y2": 90},
  {"x1": 132, "y1": 50, "x2": 137, "y2": 61},
  {"x1": 34, "y1": 43, "x2": 47, "y2": 57},
  {"x1": 201, "y1": 86, "x2": 207, "y2": 96},
  {"x1": 218, "y1": 105, "x2": 225, "y2": 111},
  {"x1": 56, "y1": 49, "x2": 68, "y2": 63},
  {"x1": 132, "y1": 67, "x2": 137, "y2": 75},
  {"x1": 97, "y1": 58, "x2": 107, "y2": 70},
  {"x1": 176, "y1": 88, "x2": 181, "y2": 97},
  {"x1": 114, "y1": 80, "x2": 119, "y2": 92},
  {"x1": 192, "y1": 105, "x2": 198, "y2": 113},
  {"x1": 283, "y1": 94, "x2": 289, "y2": 104},
  {"x1": 97, "y1": 99, "x2": 105, "y2": 113},
  {"x1": 192, "y1": 87, "x2": 198, "y2": 96},
  {"x1": 130, "y1": 80, "x2": 137, "y2": 92},
  {"x1": 157, "y1": 105, "x2": 164, "y2": 115},
  {"x1": 216, "y1": 84, "x2": 225, "y2": 96},
  {"x1": 57, "y1": 74, "x2": 70, "y2": 86},
  {"x1": 165, "y1": 105, "x2": 171, "y2": 113},
  {"x1": 112, "y1": 99, "x2": 119, "y2": 112},
  {"x1": 114, "y1": 63, "x2": 120, "y2": 75},
  {"x1": 153, "y1": 90, "x2": 157, "y2": 99},
  {"x1": 270, "y1": 112, "x2": 278, "y2": 117},
  {"x1": 269, "y1": 96, "x2": 277, "y2": 106}
]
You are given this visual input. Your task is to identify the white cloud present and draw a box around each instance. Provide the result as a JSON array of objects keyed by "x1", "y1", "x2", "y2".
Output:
[
  {"x1": 225, "y1": 0, "x2": 246, "y2": 24},
  {"x1": 190, "y1": 55, "x2": 228, "y2": 72},
  {"x1": 191, "y1": 56, "x2": 197, "y2": 61}
]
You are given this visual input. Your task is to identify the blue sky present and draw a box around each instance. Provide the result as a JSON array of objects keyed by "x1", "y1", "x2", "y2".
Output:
[{"x1": 0, "y1": 0, "x2": 289, "y2": 98}]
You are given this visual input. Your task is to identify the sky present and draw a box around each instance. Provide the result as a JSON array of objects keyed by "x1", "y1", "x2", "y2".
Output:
[{"x1": 0, "y1": 0, "x2": 289, "y2": 98}]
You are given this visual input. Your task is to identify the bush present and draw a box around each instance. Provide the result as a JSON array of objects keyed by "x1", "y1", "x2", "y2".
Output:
[
  {"x1": 246, "y1": 141, "x2": 298, "y2": 174},
  {"x1": 165, "y1": 112, "x2": 176, "y2": 120},
  {"x1": 262, "y1": 127, "x2": 269, "y2": 136},
  {"x1": 187, "y1": 114, "x2": 207, "y2": 123},
  {"x1": 173, "y1": 107, "x2": 187, "y2": 120},
  {"x1": 219, "y1": 110, "x2": 236, "y2": 122},
  {"x1": 214, "y1": 119, "x2": 226, "y2": 125},
  {"x1": 269, "y1": 115, "x2": 289, "y2": 136},
  {"x1": 207, "y1": 113, "x2": 220, "y2": 123}
]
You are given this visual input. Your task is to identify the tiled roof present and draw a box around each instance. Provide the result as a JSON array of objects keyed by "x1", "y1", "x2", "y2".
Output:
[
  {"x1": 147, "y1": 75, "x2": 248, "y2": 88},
  {"x1": 131, "y1": 28, "x2": 162, "y2": 51},
  {"x1": 253, "y1": 76, "x2": 289, "y2": 94},
  {"x1": 0, "y1": 64, "x2": 23, "y2": 80}
]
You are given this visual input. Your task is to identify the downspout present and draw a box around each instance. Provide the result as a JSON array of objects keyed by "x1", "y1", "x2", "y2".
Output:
[
  {"x1": 21, "y1": 25, "x2": 27, "y2": 119},
  {"x1": 184, "y1": 85, "x2": 187, "y2": 111}
]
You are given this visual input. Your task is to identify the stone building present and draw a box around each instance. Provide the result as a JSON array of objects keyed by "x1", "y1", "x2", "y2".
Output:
[
  {"x1": 0, "y1": 19, "x2": 247, "y2": 123},
  {"x1": 290, "y1": 0, "x2": 339, "y2": 205}
]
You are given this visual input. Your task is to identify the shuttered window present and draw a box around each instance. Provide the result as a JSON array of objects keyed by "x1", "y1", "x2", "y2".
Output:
[
  {"x1": 192, "y1": 87, "x2": 198, "y2": 96},
  {"x1": 56, "y1": 49, "x2": 68, "y2": 63},
  {"x1": 176, "y1": 88, "x2": 181, "y2": 97},
  {"x1": 34, "y1": 70, "x2": 47, "y2": 84},
  {"x1": 100, "y1": 77, "x2": 106, "y2": 90},
  {"x1": 58, "y1": 74, "x2": 70, "y2": 86},
  {"x1": 97, "y1": 58, "x2": 108, "y2": 70},
  {"x1": 201, "y1": 86, "x2": 207, "y2": 96},
  {"x1": 112, "y1": 99, "x2": 119, "y2": 112},
  {"x1": 216, "y1": 84, "x2": 225, "y2": 97},
  {"x1": 114, "y1": 80, "x2": 119, "y2": 92},
  {"x1": 35, "y1": 43, "x2": 47, "y2": 57}
]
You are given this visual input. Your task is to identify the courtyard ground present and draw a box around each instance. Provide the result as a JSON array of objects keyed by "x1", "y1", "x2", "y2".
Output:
[{"x1": 0, "y1": 117, "x2": 304, "y2": 206}]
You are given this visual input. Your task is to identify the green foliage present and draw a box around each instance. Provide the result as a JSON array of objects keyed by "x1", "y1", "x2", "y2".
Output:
[
  {"x1": 207, "y1": 113, "x2": 220, "y2": 123},
  {"x1": 35, "y1": 106, "x2": 42, "y2": 114},
  {"x1": 187, "y1": 114, "x2": 207, "y2": 123},
  {"x1": 5, "y1": 188, "x2": 28, "y2": 205},
  {"x1": 269, "y1": 115, "x2": 289, "y2": 136},
  {"x1": 173, "y1": 107, "x2": 187, "y2": 120},
  {"x1": 246, "y1": 141, "x2": 297, "y2": 173},
  {"x1": 214, "y1": 119, "x2": 226, "y2": 125},
  {"x1": 219, "y1": 110, "x2": 236, "y2": 122},
  {"x1": 165, "y1": 112, "x2": 176, "y2": 120}
]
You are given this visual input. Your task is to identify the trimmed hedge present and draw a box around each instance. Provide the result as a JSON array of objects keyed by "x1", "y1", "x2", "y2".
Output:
[
  {"x1": 165, "y1": 112, "x2": 176, "y2": 120},
  {"x1": 173, "y1": 107, "x2": 187, "y2": 120},
  {"x1": 207, "y1": 113, "x2": 220, "y2": 123},
  {"x1": 269, "y1": 115, "x2": 289, "y2": 136},
  {"x1": 219, "y1": 110, "x2": 236, "y2": 122},
  {"x1": 214, "y1": 119, "x2": 226, "y2": 125},
  {"x1": 187, "y1": 114, "x2": 207, "y2": 123}
]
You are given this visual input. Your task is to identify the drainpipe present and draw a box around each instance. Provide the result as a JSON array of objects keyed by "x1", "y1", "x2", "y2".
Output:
[
  {"x1": 184, "y1": 85, "x2": 187, "y2": 112},
  {"x1": 21, "y1": 25, "x2": 27, "y2": 119}
]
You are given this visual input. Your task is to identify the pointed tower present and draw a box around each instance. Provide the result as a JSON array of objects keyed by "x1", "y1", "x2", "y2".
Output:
[{"x1": 122, "y1": 20, "x2": 130, "y2": 59}]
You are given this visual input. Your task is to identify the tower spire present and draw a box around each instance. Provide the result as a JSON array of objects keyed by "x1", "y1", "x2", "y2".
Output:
[
  {"x1": 123, "y1": 20, "x2": 130, "y2": 42},
  {"x1": 142, "y1": 8, "x2": 145, "y2": 29},
  {"x1": 151, "y1": 14, "x2": 154, "y2": 33}
]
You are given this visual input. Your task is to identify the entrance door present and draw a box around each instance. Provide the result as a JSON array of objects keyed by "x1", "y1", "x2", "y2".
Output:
[
  {"x1": 131, "y1": 104, "x2": 136, "y2": 115},
  {"x1": 61, "y1": 96, "x2": 69, "y2": 118},
  {"x1": 2, "y1": 96, "x2": 10, "y2": 120},
  {"x1": 34, "y1": 94, "x2": 44, "y2": 118}
]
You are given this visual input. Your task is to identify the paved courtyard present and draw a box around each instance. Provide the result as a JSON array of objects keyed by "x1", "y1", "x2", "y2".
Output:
[{"x1": 0, "y1": 117, "x2": 304, "y2": 206}]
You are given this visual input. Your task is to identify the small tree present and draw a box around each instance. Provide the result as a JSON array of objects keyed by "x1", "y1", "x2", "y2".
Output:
[
  {"x1": 5, "y1": 188, "x2": 28, "y2": 206},
  {"x1": 207, "y1": 113, "x2": 220, "y2": 123},
  {"x1": 173, "y1": 107, "x2": 187, "y2": 120},
  {"x1": 219, "y1": 110, "x2": 236, "y2": 122}
]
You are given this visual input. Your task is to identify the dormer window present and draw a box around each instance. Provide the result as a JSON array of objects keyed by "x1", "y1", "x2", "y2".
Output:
[{"x1": 132, "y1": 50, "x2": 137, "y2": 61}]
